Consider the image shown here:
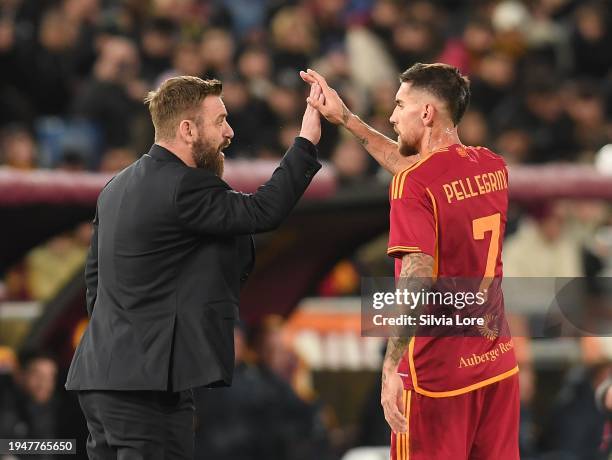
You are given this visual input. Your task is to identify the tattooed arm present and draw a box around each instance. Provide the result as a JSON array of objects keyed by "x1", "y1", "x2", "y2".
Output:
[
  {"x1": 343, "y1": 110, "x2": 413, "y2": 175},
  {"x1": 383, "y1": 253, "x2": 435, "y2": 372},
  {"x1": 380, "y1": 252, "x2": 434, "y2": 433},
  {"x1": 300, "y1": 69, "x2": 416, "y2": 175}
]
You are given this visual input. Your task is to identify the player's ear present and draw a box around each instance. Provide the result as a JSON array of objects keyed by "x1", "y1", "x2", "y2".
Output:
[{"x1": 422, "y1": 103, "x2": 435, "y2": 127}]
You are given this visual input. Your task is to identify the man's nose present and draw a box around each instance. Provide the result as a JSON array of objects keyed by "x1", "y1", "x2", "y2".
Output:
[{"x1": 225, "y1": 124, "x2": 234, "y2": 139}]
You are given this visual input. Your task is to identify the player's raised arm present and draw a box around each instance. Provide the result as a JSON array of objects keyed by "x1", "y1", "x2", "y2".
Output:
[{"x1": 300, "y1": 69, "x2": 416, "y2": 175}]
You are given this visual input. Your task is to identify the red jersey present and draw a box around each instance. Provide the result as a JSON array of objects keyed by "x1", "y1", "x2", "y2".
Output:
[{"x1": 387, "y1": 143, "x2": 518, "y2": 397}]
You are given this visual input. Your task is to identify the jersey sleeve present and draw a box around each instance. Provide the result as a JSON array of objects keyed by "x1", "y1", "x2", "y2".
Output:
[{"x1": 387, "y1": 176, "x2": 436, "y2": 259}]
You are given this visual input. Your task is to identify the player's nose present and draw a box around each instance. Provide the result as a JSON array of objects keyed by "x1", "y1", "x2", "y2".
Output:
[{"x1": 389, "y1": 109, "x2": 398, "y2": 126}]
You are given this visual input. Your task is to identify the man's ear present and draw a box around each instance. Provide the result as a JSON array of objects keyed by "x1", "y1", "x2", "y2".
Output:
[
  {"x1": 178, "y1": 119, "x2": 194, "y2": 143},
  {"x1": 422, "y1": 103, "x2": 435, "y2": 127}
]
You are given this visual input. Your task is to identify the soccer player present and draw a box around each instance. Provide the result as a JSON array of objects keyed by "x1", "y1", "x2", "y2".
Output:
[{"x1": 302, "y1": 64, "x2": 519, "y2": 459}]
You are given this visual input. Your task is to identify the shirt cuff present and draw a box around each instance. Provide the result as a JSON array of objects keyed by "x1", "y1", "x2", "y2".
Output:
[{"x1": 294, "y1": 136, "x2": 318, "y2": 159}]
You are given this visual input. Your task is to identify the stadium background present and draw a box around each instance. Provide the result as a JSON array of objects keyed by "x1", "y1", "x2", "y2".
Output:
[{"x1": 0, "y1": 0, "x2": 611, "y2": 459}]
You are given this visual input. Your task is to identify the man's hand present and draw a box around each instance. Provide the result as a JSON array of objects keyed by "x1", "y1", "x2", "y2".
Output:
[
  {"x1": 300, "y1": 69, "x2": 352, "y2": 127},
  {"x1": 299, "y1": 82, "x2": 324, "y2": 145},
  {"x1": 299, "y1": 68, "x2": 415, "y2": 175},
  {"x1": 381, "y1": 368, "x2": 408, "y2": 433}
]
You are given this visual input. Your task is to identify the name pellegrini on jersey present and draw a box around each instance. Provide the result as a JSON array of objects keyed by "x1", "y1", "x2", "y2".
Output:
[{"x1": 442, "y1": 169, "x2": 508, "y2": 204}]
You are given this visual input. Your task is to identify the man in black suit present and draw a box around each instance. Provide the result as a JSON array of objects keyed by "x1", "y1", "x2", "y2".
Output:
[{"x1": 65, "y1": 76, "x2": 326, "y2": 459}]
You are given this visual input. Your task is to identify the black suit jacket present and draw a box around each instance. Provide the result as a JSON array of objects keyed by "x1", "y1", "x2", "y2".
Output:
[{"x1": 65, "y1": 137, "x2": 320, "y2": 392}]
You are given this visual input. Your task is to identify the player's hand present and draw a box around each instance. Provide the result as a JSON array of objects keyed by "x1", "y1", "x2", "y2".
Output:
[
  {"x1": 299, "y1": 82, "x2": 324, "y2": 145},
  {"x1": 381, "y1": 369, "x2": 408, "y2": 433},
  {"x1": 300, "y1": 69, "x2": 352, "y2": 127}
]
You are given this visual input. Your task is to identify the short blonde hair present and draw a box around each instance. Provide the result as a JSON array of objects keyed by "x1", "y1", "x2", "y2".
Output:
[{"x1": 144, "y1": 76, "x2": 222, "y2": 141}]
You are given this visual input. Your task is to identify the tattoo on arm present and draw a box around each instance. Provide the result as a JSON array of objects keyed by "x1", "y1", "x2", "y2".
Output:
[
  {"x1": 344, "y1": 112, "x2": 409, "y2": 174},
  {"x1": 399, "y1": 251, "x2": 435, "y2": 280},
  {"x1": 356, "y1": 134, "x2": 369, "y2": 147},
  {"x1": 384, "y1": 149, "x2": 400, "y2": 167},
  {"x1": 341, "y1": 103, "x2": 351, "y2": 126},
  {"x1": 383, "y1": 252, "x2": 434, "y2": 375}
]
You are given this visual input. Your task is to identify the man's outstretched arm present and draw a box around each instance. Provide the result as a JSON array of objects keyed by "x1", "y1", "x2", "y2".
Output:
[
  {"x1": 176, "y1": 84, "x2": 325, "y2": 236},
  {"x1": 301, "y1": 69, "x2": 417, "y2": 175}
]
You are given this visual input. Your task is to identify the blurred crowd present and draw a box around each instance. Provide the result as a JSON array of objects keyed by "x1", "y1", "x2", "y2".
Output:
[
  {"x1": 195, "y1": 317, "x2": 335, "y2": 460},
  {"x1": 0, "y1": 348, "x2": 87, "y2": 460},
  {"x1": 0, "y1": 318, "x2": 338, "y2": 460},
  {"x1": 0, "y1": 0, "x2": 610, "y2": 183}
]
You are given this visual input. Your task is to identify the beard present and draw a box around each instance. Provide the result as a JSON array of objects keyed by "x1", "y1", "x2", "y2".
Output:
[
  {"x1": 398, "y1": 134, "x2": 419, "y2": 157},
  {"x1": 191, "y1": 136, "x2": 229, "y2": 177}
]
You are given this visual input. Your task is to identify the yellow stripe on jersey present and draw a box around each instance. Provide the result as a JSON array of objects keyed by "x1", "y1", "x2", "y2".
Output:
[
  {"x1": 425, "y1": 187, "x2": 439, "y2": 280},
  {"x1": 395, "y1": 169, "x2": 409, "y2": 200},
  {"x1": 390, "y1": 175, "x2": 397, "y2": 200},
  {"x1": 392, "y1": 165, "x2": 414, "y2": 200},
  {"x1": 387, "y1": 246, "x2": 421, "y2": 255},
  {"x1": 402, "y1": 389, "x2": 407, "y2": 460},
  {"x1": 393, "y1": 390, "x2": 412, "y2": 460},
  {"x1": 405, "y1": 389, "x2": 411, "y2": 460},
  {"x1": 391, "y1": 162, "x2": 417, "y2": 200},
  {"x1": 396, "y1": 428, "x2": 401, "y2": 460},
  {"x1": 392, "y1": 146, "x2": 451, "y2": 200},
  {"x1": 397, "y1": 169, "x2": 409, "y2": 200},
  {"x1": 392, "y1": 173, "x2": 400, "y2": 200}
]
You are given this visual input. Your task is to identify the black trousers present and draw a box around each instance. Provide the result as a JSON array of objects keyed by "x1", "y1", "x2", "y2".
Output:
[{"x1": 77, "y1": 390, "x2": 194, "y2": 460}]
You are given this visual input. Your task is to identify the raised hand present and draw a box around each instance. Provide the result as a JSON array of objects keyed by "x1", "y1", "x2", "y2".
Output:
[
  {"x1": 301, "y1": 68, "x2": 415, "y2": 175},
  {"x1": 299, "y1": 82, "x2": 325, "y2": 145},
  {"x1": 300, "y1": 69, "x2": 352, "y2": 127}
]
